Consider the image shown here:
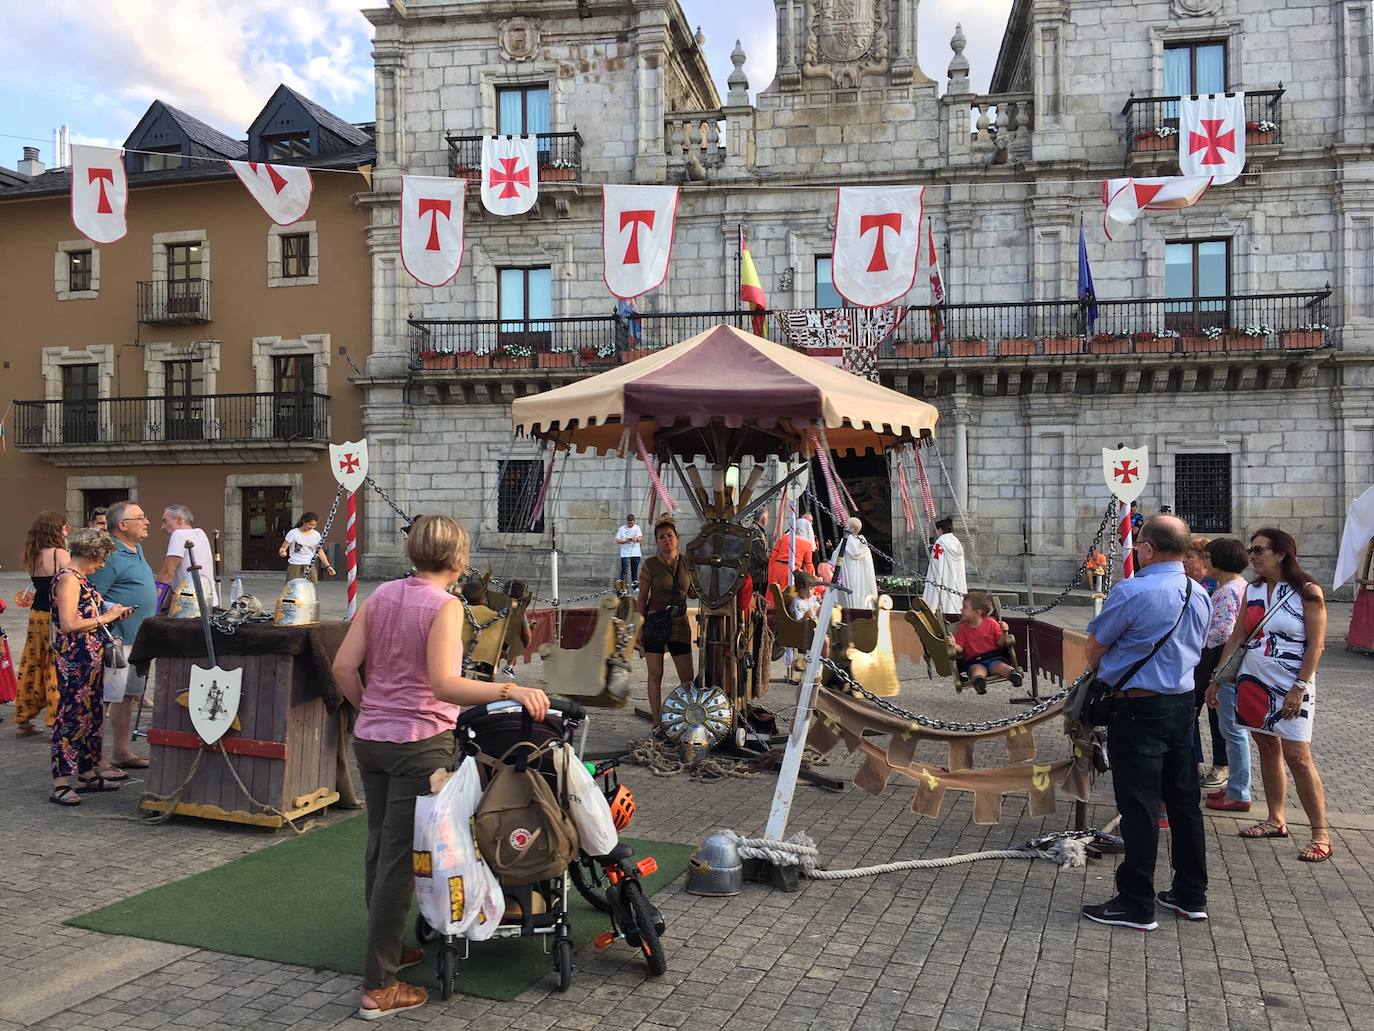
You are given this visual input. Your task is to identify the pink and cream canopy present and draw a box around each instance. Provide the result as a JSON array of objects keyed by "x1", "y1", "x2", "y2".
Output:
[{"x1": 511, "y1": 324, "x2": 939, "y2": 461}]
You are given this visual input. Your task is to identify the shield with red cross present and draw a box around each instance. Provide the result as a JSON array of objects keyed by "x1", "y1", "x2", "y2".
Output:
[
  {"x1": 480, "y1": 135, "x2": 539, "y2": 217},
  {"x1": 1102, "y1": 445, "x2": 1149, "y2": 504},
  {"x1": 330, "y1": 439, "x2": 370, "y2": 494}
]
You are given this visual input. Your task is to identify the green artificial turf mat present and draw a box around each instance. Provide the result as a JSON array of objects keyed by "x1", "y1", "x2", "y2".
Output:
[{"x1": 67, "y1": 814, "x2": 691, "y2": 1001}]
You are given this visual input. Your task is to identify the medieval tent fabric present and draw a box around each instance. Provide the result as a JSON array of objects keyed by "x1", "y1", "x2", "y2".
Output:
[
  {"x1": 71, "y1": 145, "x2": 128, "y2": 244},
  {"x1": 921, "y1": 530, "x2": 967, "y2": 615},
  {"x1": 1179, "y1": 92, "x2": 1246, "y2": 186},
  {"x1": 481, "y1": 135, "x2": 539, "y2": 216},
  {"x1": 400, "y1": 176, "x2": 467, "y2": 287},
  {"x1": 229, "y1": 161, "x2": 312, "y2": 225},
  {"x1": 511, "y1": 324, "x2": 940, "y2": 460}
]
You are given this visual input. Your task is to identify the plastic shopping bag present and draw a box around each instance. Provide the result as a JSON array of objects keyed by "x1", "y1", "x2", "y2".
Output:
[
  {"x1": 564, "y1": 747, "x2": 619, "y2": 857},
  {"x1": 413, "y1": 756, "x2": 502, "y2": 938}
]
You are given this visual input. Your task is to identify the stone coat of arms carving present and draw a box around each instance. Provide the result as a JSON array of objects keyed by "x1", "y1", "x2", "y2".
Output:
[
  {"x1": 498, "y1": 17, "x2": 541, "y2": 62},
  {"x1": 803, "y1": 0, "x2": 890, "y2": 88}
]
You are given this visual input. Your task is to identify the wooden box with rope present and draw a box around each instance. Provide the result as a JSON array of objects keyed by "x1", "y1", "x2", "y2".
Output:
[{"x1": 132, "y1": 618, "x2": 351, "y2": 829}]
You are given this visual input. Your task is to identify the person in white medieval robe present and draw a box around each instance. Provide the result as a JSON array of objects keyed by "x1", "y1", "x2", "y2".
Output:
[
  {"x1": 839, "y1": 517, "x2": 879, "y2": 611},
  {"x1": 921, "y1": 517, "x2": 967, "y2": 616}
]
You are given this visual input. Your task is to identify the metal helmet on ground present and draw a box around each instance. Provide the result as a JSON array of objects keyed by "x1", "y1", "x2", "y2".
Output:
[
  {"x1": 685, "y1": 831, "x2": 743, "y2": 897},
  {"x1": 660, "y1": 682, "x2": 731, "y2": 762},
  {"x1": 168, "y1": 575, "x2": 203, "y2": 619},
  {"x1": 274, "y1": 577, "x2": 319, "y2": 626}
]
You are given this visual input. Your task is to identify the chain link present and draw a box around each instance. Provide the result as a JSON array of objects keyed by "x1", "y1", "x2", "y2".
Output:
[
  {"x1": 364, "y1": 475, "x2": 414, "y2": 532},
  {"x1": 209, "y1": 611, "x2": 273, "y2": 636},
  {"x1": 301, "y1": 484, "x2": 346, "y2": 569},
  {"x1": 817, "y1": 656, "x2": 1070, "y2": 733},
  {"x1": 1006, "y1": 500, "x2": 1118, "y2": 616}
]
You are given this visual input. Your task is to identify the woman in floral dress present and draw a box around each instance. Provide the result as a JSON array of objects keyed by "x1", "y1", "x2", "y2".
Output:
[
  {"x1": 49, "y1": 529, "x2": 133, "y2": 807},
  {"x1": 14, "y1": 511, "x2": 69, "y2": 736}
]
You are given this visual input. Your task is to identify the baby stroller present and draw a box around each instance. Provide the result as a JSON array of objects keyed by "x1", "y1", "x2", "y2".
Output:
[{"x1": 414, "y1": 698, "x2": 667, "y2": 997}]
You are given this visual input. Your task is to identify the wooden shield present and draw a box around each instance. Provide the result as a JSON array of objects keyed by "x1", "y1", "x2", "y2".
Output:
[
  {"x1": 685, "y1": 521, "x2": 751, "y2": 610},
  {"x1": 189, "y1": 664, "x2": 243, "y2": 745}
]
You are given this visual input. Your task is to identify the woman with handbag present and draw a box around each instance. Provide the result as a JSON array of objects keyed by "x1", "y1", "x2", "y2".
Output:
[
  {"x1": 14, "y1": 511, "x2": 70, "y2": 737},
  {"x1": 637, "y1": 517, "x2": 695, "y2": 734},
  {"x1": 49, "y1": 529, "x2": 134, "y2": 806},
  {"x1": 1207, "y1": 528, "x2": 1331, "y2": 861}
]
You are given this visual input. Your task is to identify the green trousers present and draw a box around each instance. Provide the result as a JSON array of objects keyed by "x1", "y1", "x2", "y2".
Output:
[{"x1": 353, "y1": 731, "x2": 455, "y2": 990}]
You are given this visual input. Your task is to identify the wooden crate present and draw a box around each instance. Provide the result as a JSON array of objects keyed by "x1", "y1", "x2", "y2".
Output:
[{"x1": 140, "y1": 653, "x2": 339, "y2": 828}]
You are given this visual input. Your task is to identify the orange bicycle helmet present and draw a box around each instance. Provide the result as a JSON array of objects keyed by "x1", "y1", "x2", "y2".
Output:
[{"x1": 607, "y1": 784, "x2": 635, "y2": 831}]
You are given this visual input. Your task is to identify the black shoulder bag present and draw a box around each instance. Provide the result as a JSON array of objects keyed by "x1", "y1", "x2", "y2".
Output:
[{"x1": 1082, "y1": 578, "x2": 1194, "y2": 726}]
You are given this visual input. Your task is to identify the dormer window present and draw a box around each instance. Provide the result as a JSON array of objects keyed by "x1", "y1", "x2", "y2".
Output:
[
  {"x1": 143, "y1": 146, "x2": 183, "y2": 171},
  {"x1": 264, "y1": 132, "x2": 311, "y2": 161}
]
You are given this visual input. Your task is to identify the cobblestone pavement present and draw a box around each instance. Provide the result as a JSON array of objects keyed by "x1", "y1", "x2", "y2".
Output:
[{"x1": 2, "y1": 572, "x2": 1373, "y2": 1030}]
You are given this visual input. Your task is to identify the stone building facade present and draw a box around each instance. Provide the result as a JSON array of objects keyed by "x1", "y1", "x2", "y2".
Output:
[{"x1": 358, "y1": 0, "x2": 1373, "y2": 594}]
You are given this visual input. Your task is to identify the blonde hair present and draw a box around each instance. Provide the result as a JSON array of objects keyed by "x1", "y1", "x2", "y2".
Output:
[
  {"x1": 1188, "y1": 534, "x2": 1212, "y2": 556},
  {"x1": 67, "y1": 528, "x2": 117, "y2": 564},
  {"x1": 406, "y1": 514, "x2": 470, "y2": 574}
]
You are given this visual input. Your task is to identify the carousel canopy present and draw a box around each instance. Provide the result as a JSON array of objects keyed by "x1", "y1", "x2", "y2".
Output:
[{"x1": 511, "y1": 324, "x2": 939, "y2": 460}]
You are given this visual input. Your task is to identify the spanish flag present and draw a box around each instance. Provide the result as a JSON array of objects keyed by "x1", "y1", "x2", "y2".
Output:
[{"x1": 739, "y1": 228, "x2": 768, "y2": 339}]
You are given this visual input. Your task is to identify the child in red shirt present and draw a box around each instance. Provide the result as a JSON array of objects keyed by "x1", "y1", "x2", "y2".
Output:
[{"x1": 947, "y1": 591, "x2": 1022, "y2": 695}]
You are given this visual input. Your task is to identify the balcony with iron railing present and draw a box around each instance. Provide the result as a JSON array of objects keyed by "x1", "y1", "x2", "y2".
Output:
[
  {"x1": 408, "y1": 290, "x2": 1333, "y2": 376},
  {"x1": 12, "y1": 391, "x2": 331, "y2": 466},
  {"x1": 447, "y1": 132, "x2": 583, "y2": 182},
  {"x1": 1121, "y1": 86, "x2": 1283, "y2": 165},
  {"x1": 137, "y1": 278, "x2": 212, "y2": 324}
]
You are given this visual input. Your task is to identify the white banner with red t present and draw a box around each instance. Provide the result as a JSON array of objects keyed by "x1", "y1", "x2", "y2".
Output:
[
  {"x1": 400, "y1": 176, "x2": 467, "y2": 287},
  {"x1": 602, "y1": 184, "x2": 678, "y2": 300},
  {"x1": 831, "y1": 185, "x2": 924, "y2": 308}
]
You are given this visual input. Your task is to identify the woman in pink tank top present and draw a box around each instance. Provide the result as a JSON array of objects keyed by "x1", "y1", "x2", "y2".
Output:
[{"x1": 332, "y1": 514, "x2": 549, "y2": 1021}]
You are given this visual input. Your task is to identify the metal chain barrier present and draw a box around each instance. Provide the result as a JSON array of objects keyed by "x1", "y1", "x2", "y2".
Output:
[
  {"x1": 819, "y1": 656, "x2": 1069, "y2": 734},
  {"x1": 302, "y1": 484, "x2": 347, "y2": 569},
  {"x1": 364, "y1": 475, "x2": 414, "y2": 532}
]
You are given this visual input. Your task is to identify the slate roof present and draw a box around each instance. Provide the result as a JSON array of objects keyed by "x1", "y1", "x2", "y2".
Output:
[
  {"x1": 134, "y1": 102, "x2": 248, "y2": 159},
  {"x1": 280, "y1": 86, "x2": 371, "y2": 147},
  {"x1": 0, "y1": 165, "x2": 31, "y2": 187}
]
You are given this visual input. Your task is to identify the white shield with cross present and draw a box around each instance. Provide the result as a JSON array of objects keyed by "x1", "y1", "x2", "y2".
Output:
[
  {"x1": 1102, "y1": 445, "x2": 1149, "y2": 503},
  {"x1": 330, "y1": 439, "x2": 369, "y2": 494}
]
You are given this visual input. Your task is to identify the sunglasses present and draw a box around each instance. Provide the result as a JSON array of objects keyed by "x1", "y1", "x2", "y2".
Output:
[{"x1": 1247, "y1": 545, "x2": 1272, "y2": 556}]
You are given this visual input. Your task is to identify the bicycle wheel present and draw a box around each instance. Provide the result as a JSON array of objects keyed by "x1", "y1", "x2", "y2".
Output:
[
  {"x1": 623, "y1": 881, "x2": 667, "y2": 976},
  {"x1": 570, "y1": 859, "x2": 610, "y2": 913}
]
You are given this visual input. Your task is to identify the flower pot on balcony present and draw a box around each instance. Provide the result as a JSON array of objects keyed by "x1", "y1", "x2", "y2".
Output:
[
  {"x1": 1131, "y1": 336, "x2": 1177, "y2": 353},
  {"x1": 1088, "y1": 336, "x2": 1130, "y2": 354},
  {"x1": 541, "y1": 167, "x2": 578, "y2": 182},
  {"x1": 893, "y1": 341, "x2": 934, "y2": 359},
  {"x1": 997, "y1": 337, "x2": 1036, "y2": 356},
  {"x1": 1280, "y1": 330, "x2": 1325, "y2": 350},
  {"x1": 538, "y1": 351, "x2": 576, "y2": 368},
  {"x1": 1224, "y1": 334, "x2": 1266, "y2": 352},
  {"x1": 578, "y1": 349, "x2": 613, "y2": 366},
  {"x1": 951, "y1": 339, "x2": 989, "y2": 357},
  {"x1": 1041, "y1": 336, "x2": 1084, "y2": 355},
  {"x1": 455, "y1": 352, "x2": 492, "y2": 369},
  {"x1": 1133, "y1": 133, "x2": 1173, "y2": 152},
  {"x1": 1180, "y1": 334, "x2": 1244, "y2": 353},
  {"x1": 621, "y1": 348, "x2": 655, "y2": 363},
  {"x1": 492, "y1": 356, "x2": 533, "y2": 369},
  {"x1": 419, "y1": 352, "x2": 456, "y2": 370},
  {"x1": 1247, "y1": 130, "x2": 1275, "y2": 146}
]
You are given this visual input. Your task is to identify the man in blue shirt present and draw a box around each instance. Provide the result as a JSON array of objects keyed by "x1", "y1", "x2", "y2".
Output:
[
  {"x1": 1081, "y1": 514, "x2": 1211, "y2": 930},
  {"x1": 88, "y1": 500, "x2": 159, "y2": 769}
]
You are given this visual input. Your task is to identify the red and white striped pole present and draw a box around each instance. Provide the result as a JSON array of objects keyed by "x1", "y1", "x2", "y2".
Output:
[
  {"x1": 345, "y1": 490, "x2": 359, "y2": 620},
  {"x1": 1119, "y1": 498, "x2": 1135, "y2": 579}
]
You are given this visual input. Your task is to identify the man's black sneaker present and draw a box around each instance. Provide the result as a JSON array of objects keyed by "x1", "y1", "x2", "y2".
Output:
[
  {"x1": 1009, "y1": 670, "x2": 1024, "y2": 688},
  {"x1": 1081, "y1": 898, "x2": 1158, "y2": 931},
  {"x1": 1157, "y1": 891, "x2": 1208, "y2": 921},
  {"x1": 972, "y1": 676, "x2": 988, "y2": 695}
]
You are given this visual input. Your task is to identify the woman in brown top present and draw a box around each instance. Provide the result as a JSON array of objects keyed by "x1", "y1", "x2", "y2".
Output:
[{"x1": 637, "y1": 517, "x2": 695, "y2": 733}]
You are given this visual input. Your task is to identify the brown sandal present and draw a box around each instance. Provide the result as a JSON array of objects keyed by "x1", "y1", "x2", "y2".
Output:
[
  {"x1": 1239, "y1": 820, "x2": 1288, "y2": 839},
  {"x1": 359, "y1": 982, "x2": 428, "y2": 1021}
]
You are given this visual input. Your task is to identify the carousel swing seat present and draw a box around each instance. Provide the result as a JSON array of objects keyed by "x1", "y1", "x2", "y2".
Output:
[
  {"x1": 461, "y1": 594, "x2": 532, "y2": 681},
  {"x1": 538, "y1": 596, "x2": 641, "y2": 707},
  {"x1": 904, "y1": 598, "x2": 1024, "y2": 693}
]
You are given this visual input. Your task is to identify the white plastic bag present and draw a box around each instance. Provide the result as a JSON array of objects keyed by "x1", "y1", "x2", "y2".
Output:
[
  {"x1": 413, "y1": 756, "x2": 503, "y2": 938},
  {"x1": 564, "y1": 747, "x2": 619, "y2": 857}
]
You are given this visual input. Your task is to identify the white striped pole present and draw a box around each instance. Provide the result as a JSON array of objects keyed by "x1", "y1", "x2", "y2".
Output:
[{"x1": 346, "y1": 490, "x2": 358, "y2": 620}]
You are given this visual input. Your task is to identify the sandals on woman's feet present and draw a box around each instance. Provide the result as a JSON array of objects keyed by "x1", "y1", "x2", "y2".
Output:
[
  {"x1": 359, "y1": 982, "x2": 428, "y2": 1021},
  {"x1": 1240, "y1": 820, "x2": 1288, "y2": 839},
  {"x1": 1298, "y1": 836, "x2": 1333, "y2": 863},
  {"x1": 77, "y1": 775, "x2": 123, "y2": 793},
  {"x1": 16, "y1": 723, "x2": 41, "y2": 738},
  {"x1": 49, "y1": 785, "x2": 82, "y2": 806}
]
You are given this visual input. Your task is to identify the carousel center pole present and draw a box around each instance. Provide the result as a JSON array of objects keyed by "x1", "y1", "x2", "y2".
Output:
[{"x1": 765, "y1": 533, "x2": 849, "y2": 842}]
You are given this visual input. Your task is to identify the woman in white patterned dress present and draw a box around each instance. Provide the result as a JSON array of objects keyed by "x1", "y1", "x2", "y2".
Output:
[{"x1": 1209, "y1": 528, "x2": 1330, "y2": 862}]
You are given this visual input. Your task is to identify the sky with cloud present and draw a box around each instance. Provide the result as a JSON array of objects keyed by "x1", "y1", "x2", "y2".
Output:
[{"x1": 0, "y1": 0, "x2": 1012, "y2": 167}]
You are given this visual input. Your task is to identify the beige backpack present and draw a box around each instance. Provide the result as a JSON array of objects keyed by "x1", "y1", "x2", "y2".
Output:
[{"x1": 474, "y1": 741, "x2": 580, "y2": 885}]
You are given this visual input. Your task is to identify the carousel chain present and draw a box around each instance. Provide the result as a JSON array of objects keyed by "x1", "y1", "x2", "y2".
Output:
[
  {"x1": 930, "y1": 439, "x2": 981, "y2": 579},
  {"x1": 818, "y1": 657, "x2": 1070, "y2": 733},
  {"x1": 1005, "y1": 500, "x2": 1118, "y2": 616},
  {"x1": 301, "y1": 484, "x2": 347, "y2": 569}
]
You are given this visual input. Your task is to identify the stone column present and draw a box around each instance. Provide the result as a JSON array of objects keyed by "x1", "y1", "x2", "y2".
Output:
[{"x1": 951, "y1": 395, "x2": 972, "y2": 511}]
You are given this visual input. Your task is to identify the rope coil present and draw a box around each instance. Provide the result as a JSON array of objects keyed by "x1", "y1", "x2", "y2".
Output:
[{"x1": 725, "y1": 829, "x2": 1091, "y2": 876}]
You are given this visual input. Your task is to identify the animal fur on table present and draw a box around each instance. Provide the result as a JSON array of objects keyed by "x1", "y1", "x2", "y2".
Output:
[{"x1": 805, "y1": 685, "x2": 1095, "y2": 825}]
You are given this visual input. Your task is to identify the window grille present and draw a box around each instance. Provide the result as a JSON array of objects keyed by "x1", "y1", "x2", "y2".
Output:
[
  {"x1": 498, "y1": 459, "x2": 545, "y2": 534},
  {"x1": 282, "y1": 234, "x2": 310, "y2": 278},
  {"x1": 1175, "y1": 453, "x2": 1231, "y2": 534}
]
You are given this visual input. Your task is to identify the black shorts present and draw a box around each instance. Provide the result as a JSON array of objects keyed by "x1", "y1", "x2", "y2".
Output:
[
  {"x1": 644, "y1": 638, "x2": 691, "y2": 657},
  {"x1": 958, "y1": 650, "x2": 1010, "y2": 677}
]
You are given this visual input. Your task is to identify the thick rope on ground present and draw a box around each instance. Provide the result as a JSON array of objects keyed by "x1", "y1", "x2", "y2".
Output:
[{"x1": 725, "y1": 829, "x2": 1090, "y2": 876}]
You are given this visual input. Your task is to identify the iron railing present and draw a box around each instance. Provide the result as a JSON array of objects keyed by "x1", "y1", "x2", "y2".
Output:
[
  {"x1": 1122, "y1": 86, "x2": 1283, "y2": 159},
  {"x1": 137, "y1": 278, "x2": 212, "y2": 323},
  {"x1": 446, "y1": 131, "x2": 583, "y2": 181},
  {"x1": 409, "y1": 291, "x2": 1332, "y2": 370},
  {"x1": 12, "y1": 392, "x2": 330, "y2": 448}
]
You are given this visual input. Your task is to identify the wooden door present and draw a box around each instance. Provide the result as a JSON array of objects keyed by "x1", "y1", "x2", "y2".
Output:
[{"x1": 241, "y1": 487, "x2": 292, "y2": 571}]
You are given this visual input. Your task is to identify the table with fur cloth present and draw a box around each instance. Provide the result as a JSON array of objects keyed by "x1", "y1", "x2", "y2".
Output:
[{"x1": 129, "y1": 617, "x2": 360, "y2": 828}]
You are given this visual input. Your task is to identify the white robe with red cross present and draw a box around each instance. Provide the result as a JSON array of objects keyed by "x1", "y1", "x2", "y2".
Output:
[{"x1": 921, "y1": 532, "x2": 967, "y2": 616}]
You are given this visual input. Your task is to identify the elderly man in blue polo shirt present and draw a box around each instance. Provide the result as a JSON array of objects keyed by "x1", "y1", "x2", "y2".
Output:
[
  {"x1": 1082, "y1": 514, "x2": 1211, "y2": 930},
  {"x1": 88, "y1": 499, "x2": 159, "y2": 769}
]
